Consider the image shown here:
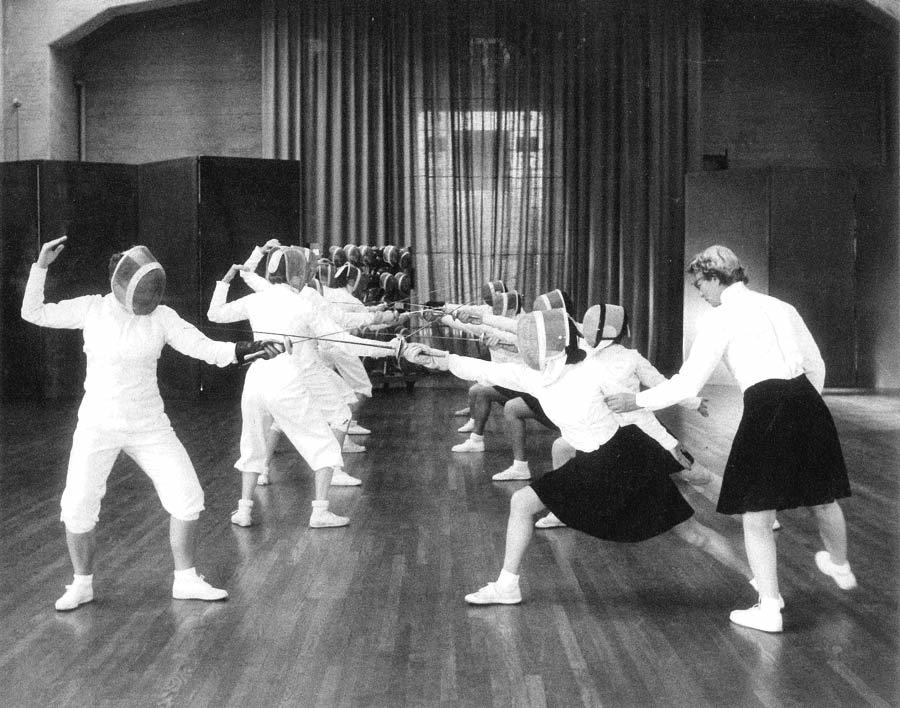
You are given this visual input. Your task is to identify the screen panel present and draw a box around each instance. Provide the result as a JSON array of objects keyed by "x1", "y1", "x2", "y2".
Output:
[
  {"x1": 138, "y1": 158, "x2": 201, "y2": 399},
  {"x1": 0, "y1": 163, "x2": 42, "y2": 399},
  {"x1": 38, "y1": 161, "x2": 139, "y2": 399},
  {"x1": 197, "y1": 157, "x2": 301, "y2": 397},
  {"x1": 769, "y1": 169, "x2": 857, "y2": 387}
]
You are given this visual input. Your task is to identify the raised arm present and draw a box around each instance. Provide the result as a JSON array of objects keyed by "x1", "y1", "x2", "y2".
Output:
[
  {"x1": 21, "y1": 237, "x2": 96, "y2": 329},
  {"x1": 207, "y1": 265, "x2": 253, "y2": 323},
  {"x1": 242, "y1": 238, "x2": 280, "y2": 272}
]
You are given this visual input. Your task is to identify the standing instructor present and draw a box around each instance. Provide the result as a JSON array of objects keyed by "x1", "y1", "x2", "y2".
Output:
[{"x1": 606, "y1": 245, "x2": 854, "y2": 633}]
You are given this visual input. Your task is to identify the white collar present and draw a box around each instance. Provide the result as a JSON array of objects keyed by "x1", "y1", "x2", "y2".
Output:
[{"x1": 719, "y1": 281, "x2": 748, "y2": 305}]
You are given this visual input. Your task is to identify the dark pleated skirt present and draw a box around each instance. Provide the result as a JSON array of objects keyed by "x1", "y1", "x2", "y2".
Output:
[
  {"x1": 530, "y1": 425, "x2": 693, "y2": 543},
  {"x1": 493, "y1": 386, "x2": 559, "y2": 431},
  {"x1": 717, "y1": 375, "x2": 851, "y2": 514}
]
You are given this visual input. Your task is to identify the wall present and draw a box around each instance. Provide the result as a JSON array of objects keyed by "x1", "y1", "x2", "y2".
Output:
[
  {"x1": 74, "y1": 1, "x2": 262, "y2": 163},
  {"x1": 692, "y1": 1, "x2": 900, "y2": 389},
  {"x1": 702, "y1": 1, "x2": 895, "y2": 169},
  {"x1": 1, "y1": 0, "x2": 202, "y2": 162}
]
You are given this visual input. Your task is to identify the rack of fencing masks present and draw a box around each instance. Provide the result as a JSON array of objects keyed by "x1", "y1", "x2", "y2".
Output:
[{"x1": 321, "y1": 244, "x2": 419, "y2": 390}]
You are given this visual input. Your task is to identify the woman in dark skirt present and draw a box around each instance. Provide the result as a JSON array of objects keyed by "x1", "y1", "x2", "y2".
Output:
[
  {"x1": 606, "y1": 245, "x2": 854, "y2": 633},
  {"x1": 403, "y1": 308, "x2": 751, "y2": 607}
]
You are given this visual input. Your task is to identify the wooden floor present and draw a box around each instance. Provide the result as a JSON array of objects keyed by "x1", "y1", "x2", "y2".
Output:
[{"x1": 1, "y1": 380, "x2": 897, "y2": 707}]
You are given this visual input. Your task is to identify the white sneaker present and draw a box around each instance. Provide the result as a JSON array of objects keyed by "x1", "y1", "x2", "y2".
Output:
[
  {"x1": 230, "y1": 500, "x2": 253, "y2": 527},
  {"x1": 257, "y1": 473, "x2": 270, "y2": 486},
  {"x1": 347, "y1": 421, "x2": 371, "y2": 435},
  {"x1": 815, "y1": 551, "x2": 857, "y2": 590},
  {"x1": 309, "y1": 509, "x2": 350, "y2": 528},
  {"x1": 331, "y1": 470, "x2": 362, "y2": 487},
  {"x1": 172, "y1": 574, "x2": 228, "y2": 601},
  {"x1": 451, "y1": 437, "x2": 484, "y2": 453},
  {"x1": 535, "y1": 513, "x2": 566, "y2": 529},
  {"x1": 457, "y1": 418, "x2": 476, "y2": 433},
  {"x1": 729, "y1": 602, "x2": 783, "y2": 632},
  {"x1": 492, "y1": 465, "x2": 531, "y2": 481},
  {"x1": 464, "y1": 582, "x2": 522, "y2": 605},
  {"x1": 342, "y1": 438, "x2": 367, "y2": 453},
  {"x1": 55, "y1": 583, "x2": 94, "y2": 611},
  {"x1": 454, "y1": 406, "x2": 471, "y2": 417},
  {"x1": 748, "y1": 578, "x2": 785, "y2": 608}
]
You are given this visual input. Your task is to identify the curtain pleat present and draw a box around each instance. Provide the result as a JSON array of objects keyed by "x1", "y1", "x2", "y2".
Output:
[{"x1": 261, "y1": 0, "x2": 691, "y2": 371}]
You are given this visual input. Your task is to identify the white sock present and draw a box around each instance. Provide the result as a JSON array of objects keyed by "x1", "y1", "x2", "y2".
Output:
[
  {"x1": 173, "y1": 567, "x2": 198, "y2": 581},
  {"x1": 759, "y1": 596, "x2": 782, "y2": 612},
  {"x1": 333, "y1": 467, "x2": 345, "y2": 476},
  {"x1": 238, "y1": 498, "x2": 253, "y2": 508},
  {"x1": 496, "y1": 569, "x2": 519, "y2": 590},
  {"x1": 311, "y1": 500, "x2": 329, "y2": 511},
  {"x1": 831, "y1": 557, "x2": 852, "y2": 571},
  {"x1": 72, "y1": 574, "x2": 93, "y2": 586},
  {"x1": 512, "y1": 459, "x2": 529, "y2": 472},
  {"x1": 470, "y1": 433, "x2": 484, "y2": 442}
]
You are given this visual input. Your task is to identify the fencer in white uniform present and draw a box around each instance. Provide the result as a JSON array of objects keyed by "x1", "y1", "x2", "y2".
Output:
[
  {"x1": 533, "y1": 304, "x2": 711, "y2": 529},
  {"x1": 21, "y1": 236, "x2": 280, "y2": 611},
  {"x1": 208, "y1": 246, "x2": 402, "y2": 528},
  {"x1": 402, "y1": 309, "x2": 750, "y2": 606},
  {"x1": 319, "y1": 263, "x2": 408, "y2": 443},
  {"x1": 240, "y1": 247, "x2": 396, "y2": 454}
]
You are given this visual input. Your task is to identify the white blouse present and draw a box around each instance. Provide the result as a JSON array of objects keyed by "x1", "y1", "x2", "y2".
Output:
[
  {"x1": 635, "y1": 282, "x2": 826, "y2": 411},
  {"x1": 447, "y1": 354, "x2": 678, "y2": 452},
  {"x1": 21, "y1": 264, "x2": 235, "y2": 430}
]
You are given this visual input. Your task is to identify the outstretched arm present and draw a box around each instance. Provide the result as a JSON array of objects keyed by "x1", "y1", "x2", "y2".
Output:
[{"x1": 633, "y1": 352, "x2": 705, "y2": 413}]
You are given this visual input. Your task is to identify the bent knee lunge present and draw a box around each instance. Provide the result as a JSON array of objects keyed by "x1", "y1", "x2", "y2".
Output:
[{"x1": 510, "y1": 487, "x2": 544, "y2": 516}]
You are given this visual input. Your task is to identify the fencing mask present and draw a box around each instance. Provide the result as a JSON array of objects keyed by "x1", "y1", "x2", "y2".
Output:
[
  {"x1": 330, "y1": 245, "x2": 347, "y2": 267},
  {"x1": 396, "y1": 271, "x2": 412, "y2": 298},
  {"x1": 492, "y1": 291, "x2": 522, "y2": 318},
  {"x1": 532, "y1": 288, "x2": 574, "y2": 313},
  {"x1": 110, "y1": 245, "x2": 166, "y2": 316},
  {"x1": 343, "y1": 244, "x2": 362, "y2": 266},
  {"x1": 516, "y1": 309, "x2": 570, "y2": 370},
  {"x1": 380, "y1": 272, "x2": 399, "y2": 300},
  {"x1": 382, "y1": 245, "x2": 400, "y2": 267},
  {"x1": 334, "y1": 263, "x2": 365, "y2": 293},
  {"x1": 482, "y1": 280, "x2": 506, "y2": 305},
  {"x1": 316, "y1": 259, "x2": 336, "y2": 287},
  {"x1": 266, "y1": 246, "x2": 309, "y2": 291},
  {"x1": 582, "y1": 304, "x2": 628, "y2": 349}
]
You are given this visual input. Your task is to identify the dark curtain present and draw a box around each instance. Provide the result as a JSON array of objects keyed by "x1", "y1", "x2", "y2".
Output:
[{"x1": 262, "y1": 0, "x2": 691, "y2": 370}]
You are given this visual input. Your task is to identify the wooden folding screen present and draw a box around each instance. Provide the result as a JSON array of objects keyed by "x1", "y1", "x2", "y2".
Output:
[
  {"x1": 138, "y1": 156, "x2": 301, "y2": 398},
  {"x1": 0, "y1": 161, "x2": 139, "y2": 399}
]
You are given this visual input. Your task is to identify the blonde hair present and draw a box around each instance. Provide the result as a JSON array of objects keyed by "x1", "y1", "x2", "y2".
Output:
[{"x1": 687, "y1": 245, "x2": 748, "y2": 285}]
